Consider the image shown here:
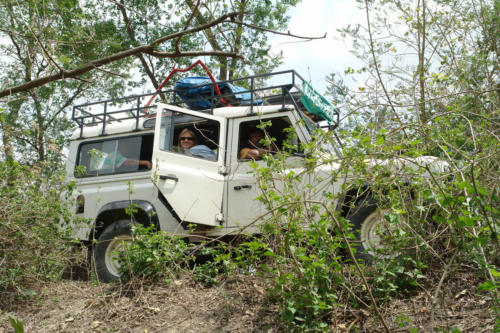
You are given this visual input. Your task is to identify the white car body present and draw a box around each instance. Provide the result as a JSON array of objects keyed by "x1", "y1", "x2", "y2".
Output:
[
  {"x1": 65, "y1": 70, "x2": 447, "y2": 281},
  {"x1": 67, "y1": 99, "x2": 319, "y2": 241}
]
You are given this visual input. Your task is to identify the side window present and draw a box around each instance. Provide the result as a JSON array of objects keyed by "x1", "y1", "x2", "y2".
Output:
[
  {"x1": 238, "y1": 116, "x2": 301, "y2": 160},
  {"x1": 159, "y1": 110, "x2": 219, "y2": 161},
  {"x1": 76, "y1": 134, "x2": 153, "y2": 177}
]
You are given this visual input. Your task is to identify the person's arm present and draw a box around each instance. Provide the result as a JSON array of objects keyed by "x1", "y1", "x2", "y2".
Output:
[
  {"x1": 138, "y1": 160, "x2": 152, "y2": 169},
  {"x1": 190, "y1": 145, "x2": 217, "y2": 161},
  {"x1": 239, "y1": 147, "x2": 268, "y2": 160},
  {"x1": 122, "y1": 158, "x2": 152, "y2": 169}
]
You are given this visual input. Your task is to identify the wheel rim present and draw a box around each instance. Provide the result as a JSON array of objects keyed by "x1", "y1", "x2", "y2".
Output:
[
  {"x1": 360, "y1": 210, "x2": 395, "y2": 258},
  {"x1": 104, "y1": 234, "x2": 132, "y2": 278}
]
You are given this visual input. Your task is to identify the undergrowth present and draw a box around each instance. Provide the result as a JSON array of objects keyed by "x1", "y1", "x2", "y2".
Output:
[
  {"x1": 114, "y1": 123, "x2": 498, "y2": 331},
  {"x1": 0, "y1": 161, "x2": 82, "y2": 306}
]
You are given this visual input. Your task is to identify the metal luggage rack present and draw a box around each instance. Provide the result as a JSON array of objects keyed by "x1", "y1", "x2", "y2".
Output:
[{"x1": 72, "y1": 70, "x2": 329, "y2": 137}]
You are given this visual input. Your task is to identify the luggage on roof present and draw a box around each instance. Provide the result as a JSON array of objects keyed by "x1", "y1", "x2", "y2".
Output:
[{"x1": 174, "y1": 76, "x2": 262, "y2": 110}]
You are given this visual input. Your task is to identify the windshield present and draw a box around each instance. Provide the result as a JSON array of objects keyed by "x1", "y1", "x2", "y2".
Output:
[
  {"x1": 320, "y1": 138, "x2": 342, "y2": 158},
  {"x1": 297, "y1": 110, "x2": 342, "y2": 158},
  {"x1": 298, "y1": 110, "x2": 318, "y2": 135}
]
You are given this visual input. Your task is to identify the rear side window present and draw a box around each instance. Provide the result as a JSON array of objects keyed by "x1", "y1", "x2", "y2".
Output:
[{"x1": 76, "y1": 134, "x2": 153, "y2": 177}]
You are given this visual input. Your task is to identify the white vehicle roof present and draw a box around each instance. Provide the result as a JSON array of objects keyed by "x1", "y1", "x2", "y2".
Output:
[
  {"x1": 70, "y1": 103, "x2": 295, "y2": 140},
  {"x1": 70, "y1": 70, "x2": 339, "y2": 140}
]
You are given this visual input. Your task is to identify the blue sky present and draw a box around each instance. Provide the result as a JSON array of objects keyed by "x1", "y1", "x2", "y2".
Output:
[{"x1": 269, "y1": 0, "x2": 365, "y2": 94}]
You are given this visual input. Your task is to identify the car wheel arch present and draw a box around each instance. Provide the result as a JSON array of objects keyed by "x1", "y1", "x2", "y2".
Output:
[{"x1": 91, "y1": 200, "x2": 158, "y2": 242}]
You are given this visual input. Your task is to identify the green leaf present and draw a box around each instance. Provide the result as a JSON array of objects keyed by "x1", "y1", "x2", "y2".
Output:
[
  {"x1": 8, "y1": 316, "x2": 24, "y2": 333},
  {"x1": 477, "y1": 281, "x2": 496, "y2": 292},
  {"x1": 475, "y1": 186, "x2": 488, "y2": 196},
  {"x1": 458, "y1": 181, "x2": 473, "y2": 191},
  {"x1": 458, "y1": 215, "x2": 476, "y2": 227}
]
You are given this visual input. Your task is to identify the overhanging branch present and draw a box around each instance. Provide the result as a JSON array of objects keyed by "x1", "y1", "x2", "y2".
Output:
[
  {"x1": 146, "y1": 50, "x2": 242, "y2": 59},
  {"x1": 233, "y1": 20, "x2": 327, "y2": 40},
  {"x1": 0, "y1": 11, "x2": 241, "y2": 99}
]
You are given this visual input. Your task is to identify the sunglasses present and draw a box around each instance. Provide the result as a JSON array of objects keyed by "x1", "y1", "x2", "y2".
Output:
[{"x1": 180, "y1": 137, "x2": 194, "y2": 141}]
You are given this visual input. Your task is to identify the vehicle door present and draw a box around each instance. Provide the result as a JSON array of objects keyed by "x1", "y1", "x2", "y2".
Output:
[
  {"x1": 225, "y1": 112, "x2": 310, "y2": 229},
  {"x1": 152, "y1": 103, "x2": 226, "y2": 226}
]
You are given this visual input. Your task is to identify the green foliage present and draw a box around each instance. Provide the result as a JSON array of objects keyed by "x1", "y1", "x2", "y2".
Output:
[
  {"x1": 118, "y1": 224, "x2": 191, "y2": 283},
  {"x1": 0, "y1": 0, "x2": 132, "y2": 165},
  {"x1": 8, "y1": 315, "x2": 24, "y2": 333},
  {"x1": 329, "y1": 4, "x2": 499, "y2": 329},
  {"x1": 0, "y1": 0, "x2": 302, "y2": 165},
  {"x1": 0, "y1": 162, "x2": 78, "y2": 302},
  {"x1": 244, "y1": 111, "x2": 498, "y2": 330},
  {"x1": 372, "y1": 257, "x2": 426, "y2": 300},
  {"x1": 192, "y1": 243, "x2": 234, "y2": 287},
  {"x1": 0, "y1": 1, "x2": 497, "y2": 332},
  {"x1": 176, "y1": 0, "x2": 301, "y2": 80}
]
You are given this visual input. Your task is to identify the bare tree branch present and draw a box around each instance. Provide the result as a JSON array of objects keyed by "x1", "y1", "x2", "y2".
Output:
[
  {"x1": 175, "y1": 0, "x2": 201, "y2": 53},
  {"x1": 364, "y1": 0, "x2": 408, "y2": 137},
  {"x1": 46, "y1": 83, "x2": 86, "y2": 129},
  {"x1": 185, "y1": 0, "x2": 228, "y2": 79},
  {"x1": 146, "y1": 50, "x2": 241, "y2": 59},
  {"x1": 233, "y1": 20, "x2": 327, "y2": 40}
]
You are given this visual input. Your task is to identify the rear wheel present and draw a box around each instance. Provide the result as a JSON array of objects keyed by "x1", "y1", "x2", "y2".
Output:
[
  {"x1": 93, "y1": 220, "x2": 133, "y2": 282},
  {"x1": 346, "y1": 198, "x2": 395, "y2": 263}
]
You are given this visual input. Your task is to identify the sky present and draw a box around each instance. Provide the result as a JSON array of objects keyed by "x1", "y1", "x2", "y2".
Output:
[{"x1": 269, "y1": 0, "x2": 366, "y2": 94}]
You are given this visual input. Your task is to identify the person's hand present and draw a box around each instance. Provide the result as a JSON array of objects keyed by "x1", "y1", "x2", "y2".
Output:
[{"x1": 257, "y1": 148, "x2": 268, "y2": 156}]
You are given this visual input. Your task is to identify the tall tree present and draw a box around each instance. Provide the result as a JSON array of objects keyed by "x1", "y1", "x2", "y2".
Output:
[
  {"x1": 1, "y1": 0, "x2": 308, "y2": 164},
  {"x1": 330, "y1": 0, "x2": 498, "y2": 136},
  {"x1": 179, "y1": 0, "x2": 301, "y2": 80},
  {"x1": 0, "y1": 0, "x2": 136, "y2": 164}
]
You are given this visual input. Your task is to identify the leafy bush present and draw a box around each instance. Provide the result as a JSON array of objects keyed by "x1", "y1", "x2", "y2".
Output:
[
  {"x1": 192, "y1": 244, "x2": 232, "y2": 287},
  {"x1": 118, "y1": 224, "x2": 192, "y2": 283},
  {"x1": 243, "y1": 119, "x2": 499, "y2": 331},
  {"x1": 0, "y1": 161, "x2": 77, "y2": 302}
]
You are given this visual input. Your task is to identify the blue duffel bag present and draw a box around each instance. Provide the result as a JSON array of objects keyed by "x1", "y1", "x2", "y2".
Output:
[{"x1": 174, "y1": 76, "x2": 262, "y2": 110}]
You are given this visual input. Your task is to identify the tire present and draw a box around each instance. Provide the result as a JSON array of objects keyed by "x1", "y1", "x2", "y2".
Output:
[
  {"x1": 346, "y1": 197, "x2": 395, "y2": 263},
  {"x1": 93, "y1": 220, "x2": 133, "y2": 282}
]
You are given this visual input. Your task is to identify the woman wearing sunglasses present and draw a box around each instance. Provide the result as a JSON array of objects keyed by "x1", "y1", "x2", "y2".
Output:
[
  {"x1": 174, "y1": 128, "x2": 217, "y2": 161},
  {"x1": 177, "y1": 128, "x2": 198, "y2": 151}
]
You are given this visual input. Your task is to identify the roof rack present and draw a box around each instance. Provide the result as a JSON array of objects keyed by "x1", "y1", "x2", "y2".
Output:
[{"x1": 72, "y1": 70, "x2": 337, "y2": 138}]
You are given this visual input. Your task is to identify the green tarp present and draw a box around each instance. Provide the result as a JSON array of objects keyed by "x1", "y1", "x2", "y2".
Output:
[{"x1": 300, "y1": 81, "x2": 337, "y2": 125}]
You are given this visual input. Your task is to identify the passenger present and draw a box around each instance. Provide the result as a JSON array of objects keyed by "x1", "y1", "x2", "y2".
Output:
[
  {"x1": 174, "y1": 128, "x2": 217, "y2": 161},
  {"x1": 115, "y1": 143, "x2": 152, "y2": 170},
  {"x1": 175, "y1": 128, "x2": 198, "y2": 154},
  {"x1": 239, "y1": 129, "x2": 278, "y2": 160}
]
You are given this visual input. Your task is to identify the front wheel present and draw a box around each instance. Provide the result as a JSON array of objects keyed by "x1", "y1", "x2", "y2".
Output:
[
  {"x1": 93, "y1": 220, "x2": 133, "y2": 282},
  {"x1": 346, "y1": 197, "x2": 395, "y2": 263}
]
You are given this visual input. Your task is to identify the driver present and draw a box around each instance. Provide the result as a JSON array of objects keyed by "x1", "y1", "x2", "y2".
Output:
[{"x1": 239, "y1": 129, "x2": 278, "y2": 160}]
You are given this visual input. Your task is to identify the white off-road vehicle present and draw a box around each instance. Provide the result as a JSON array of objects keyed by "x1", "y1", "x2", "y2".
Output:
[{"x1": 66, "y1": 70, "x2": 444, "y2": 282}]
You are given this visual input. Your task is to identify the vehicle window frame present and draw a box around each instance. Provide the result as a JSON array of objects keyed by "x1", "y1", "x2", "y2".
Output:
[
  {"x1": 157, "y1": 111, "x2": 221, "y2": 162},
  {"x1": 237, "y1": 114, "x2": 304, "y2": 161},
  {"x1": 74, "y1": 132, "x2": 154, "y2": 178}
]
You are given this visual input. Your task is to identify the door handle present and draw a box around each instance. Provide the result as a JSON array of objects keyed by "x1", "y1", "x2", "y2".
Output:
[
  {"x1": 234, "y1": 185, "x2": 251, "y2": 190},
  {"x1": 159, "y1": 175, "x2": 178, "y2": 182}
]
